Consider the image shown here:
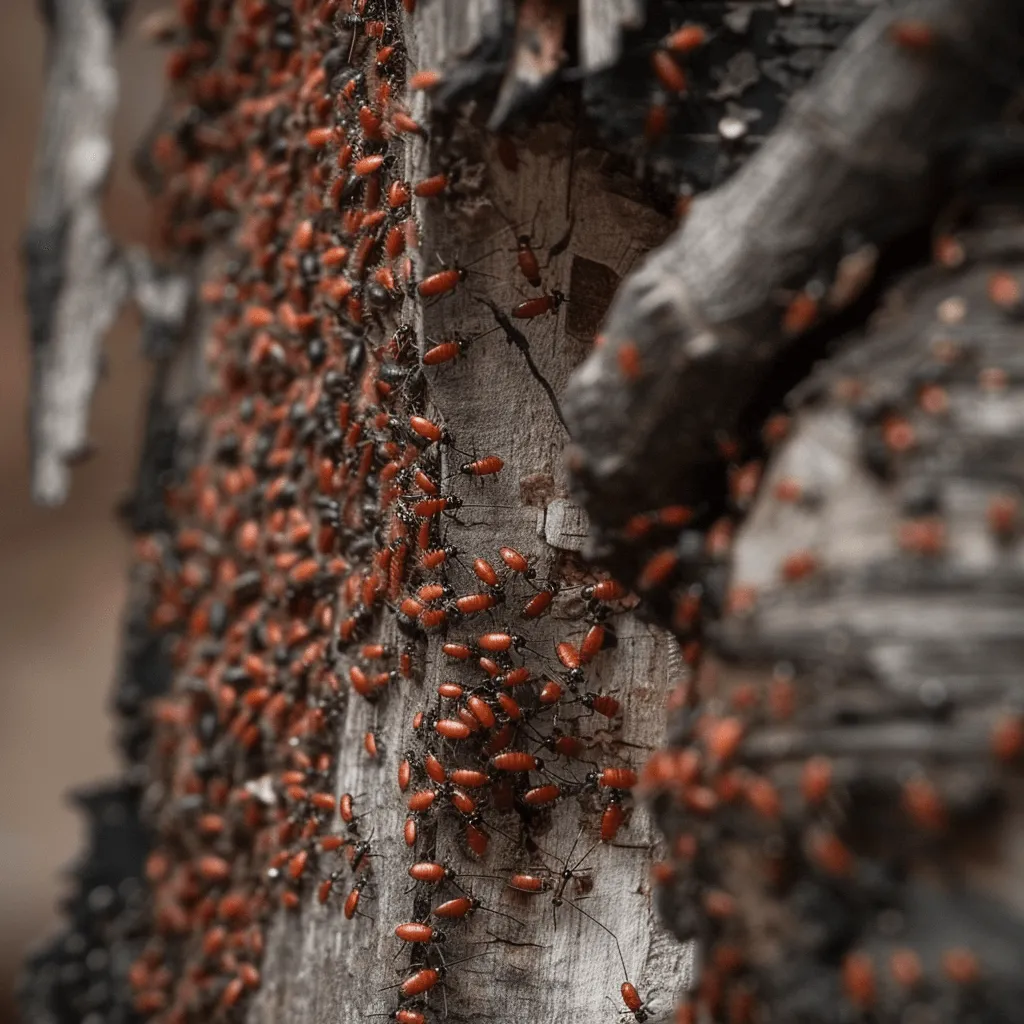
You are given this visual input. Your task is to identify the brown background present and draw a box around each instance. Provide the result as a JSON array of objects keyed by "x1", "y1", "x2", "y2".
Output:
[{"x1": 0, "y1": 3, "x2": 163, "y2": 1019}]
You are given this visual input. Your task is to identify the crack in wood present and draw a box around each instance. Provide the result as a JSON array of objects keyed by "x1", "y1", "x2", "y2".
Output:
[{"x1": 477, "y1": 295, "x2": 569, "y2": 431}]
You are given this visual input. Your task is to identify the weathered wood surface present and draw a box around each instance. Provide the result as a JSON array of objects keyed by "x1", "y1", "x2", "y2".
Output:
[
  {"x1": 24, "y1": 0, "x2": 191, "y2": 508},
  {"x1": 579, "y1": 0, "x2": 645, "y2": 72},
  {"x1": 23, "y1": 0, "x2": 880, "y2": 505},
  {"x1": 24, "y1": 2, "x2": 1024, "y2": 1024},
  {"x1": 564, "y1": 0, "x2": 1024, "y2": 540},
  {"x1": 248, "y1": 109, "x2": 695, "y2": 1024},
  {"x1": 24, "y1": 0, "x2": 128, "y2": 505},
  {"x1": 691, "y1": 216, "x2": 1024, "y2": 1016}
]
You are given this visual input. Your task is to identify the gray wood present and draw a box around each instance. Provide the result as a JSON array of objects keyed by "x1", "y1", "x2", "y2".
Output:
[
  {"x1": 579, "y1": 0, "x2": 645, "y2": 72},
  {"x1": 24, "y1": 0, "x2": 128, "y2": 506},
  {"x1": 247, "y1": 113, "x2": 695, "y2": 1024},
  {"x1": 693, "y1": 233, "x2": 1024, "y2": 1013},
  {"x1": 562, "y1": 0, "x2": 1024, "y2": 531},
  {"x1": 25, "y1": 2, "x2": 1024, "y2": 1023},
  {"x1": 415, "y1": 0, "x2": 505, "y2": 74}
]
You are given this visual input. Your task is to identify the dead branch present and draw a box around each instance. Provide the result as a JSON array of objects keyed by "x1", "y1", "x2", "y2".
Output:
[
  {"x1": 24, "y1": 0, "x2": 129, "y2": 505},
  {"x1": 563, "y1": 0, "x2": 1024, "y2": 535}
]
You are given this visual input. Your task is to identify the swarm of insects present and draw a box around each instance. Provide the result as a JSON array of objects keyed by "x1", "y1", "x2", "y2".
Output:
[
  {"x1": 100, "y1": 2, "x2": 677, "y2": 1023},
  {"x1": 35, "y1": 1, "x2": 1023, "y2": 1024},
  {"x1": 563, "y1": 10, "x2": 1024, "y2": 1021}
]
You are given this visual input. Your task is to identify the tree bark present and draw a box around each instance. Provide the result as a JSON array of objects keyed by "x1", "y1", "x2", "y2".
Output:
[{"x1": 21, "y1": 2, "x2": 1024, "y2": 1024}]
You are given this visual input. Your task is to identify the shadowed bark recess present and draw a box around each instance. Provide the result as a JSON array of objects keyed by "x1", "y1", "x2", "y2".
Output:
[{"x1": 19, "y1": 2, "x2": 1024, "y2": 1024}]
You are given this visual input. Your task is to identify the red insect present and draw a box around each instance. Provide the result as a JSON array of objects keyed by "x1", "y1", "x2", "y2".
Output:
[
  {"x1": 473, "y1": 558, "x2": 500, "y2": 586},
  {"x1": 466, "y1": 694, "x2": 497, "y2": 728},
  {"x1": 621, "y1": 982, "x2": 648, "y2": 1020},
  {"x1": 508, "y1": 873, "x2": 549, "y2": 893},
  {"x1": 637, "y1": 548, "x2": 677, "y2": 590},
  {"x1": 539, "y1": 680, "x2": 563, "y2": 704},
  {"x1": 889, "y1": 18, "x2": 935, "y2": 50},
  {"x1": 512, "y1": 290, "x2": 565, "y2": 319},
  {"x1": 523, "y1": 784, "x2": 561, "y2": 807},
  {"x1": 354, "y1": 154, "x2": 385, "y2": 176},
  {"x1": 579, "y1": 624, "x2": 606, "y2": 663},
  {"x1": 418, "y1": 581, "x2": 446, "y2": 601},
  {"x1": 593, "y1": 767, "x2": 638, "y2": 789},
  {"x1": 413, "y1": 496, "x2": 460, "y2": 518},
  {"x1": 422, "y1": 545, "x2": 455, "y2": 569},
  {"x1": 522, "y1": 586, "x2": 554, "y2": 618},
  {"x1": 461, "y1": 455, "x2": 504, "y2": 476},
  {"x1": 449, "y1": 768, "x2": 490, "y2": 788},
  {"x1": 663, "y1": 24, "x2": 706, "y2": 54},
  {"x1": 450, "y1": 788, "x2": 477, "y2": 815},
  {"x1": 408, "y1": 861, "x2": 455, "y2": 884},
  {"x1": 400, "y1": 967, "x2": 440, "y2": 997},
  {"x1": 456, "y1": 593, "x2": 497, "y2": 614},
  {"x1": 582, "y1": 579, "x2": 626, "y2": 601},
  {"x1": 430, "y1": 896, "x2": 481, "y2": 919},
  {"x1": 498, "y1": 546, "x2": 532, "y2": 575},
  {"x1": 344, "y1": 878, "x2": 368, "y2": 920},
  {"x1": 318, "y1": 872, "x2": 342, "y2": 905},
  {"x1": 409, "y1": 70, "x2": 442, "y2": 91},
  {"x1": 306, "y1": 126, "x2": 335, "y2": 149},
  {"x1": 394, "y1": 922, "x2": 442, "y2": 943},
  {"x1": 377, "y1": 1012, "x2": 425, "y2": 1024},
  {"x1": 413, "y1": 172, "x2": 448, "y2": 197},
  {"x1": 220, "y1": 977, "x2": 245, "y2": 1009},
  {"x1": 436, "y1": 718, "x2": 472, "y2": 740},
  {"x1": 492, "y1": 751, "x2": 541, "y2": 772},
  {"x1": 310, "y1": 792, "x2": 336, "y2": 812},
  {"x1": 409, "y1": 415, "x2": 449, "y2": 445},
  {"x1": 645, "y1": 97, "x2": 668, "y2": 143},
  {"x1": 430, "y1": 895, "x2": 523, "y2": 930},
  {"x1": 495, "y1": 692, "x2": 522, "y2": 719},
  {"x1": 339, "y1": 793, "x2": 358, "y2": 825},
  {"x1": 478, "y1": 631, "x2": 518, "y2": 652},
  {"x1": 556, "y1": 641, "x2": 580, "y2": 670},
  {"x1": 423, "y1": 339, "x2": 464, "y2": 365},
  {"x1": 618, "y1": 341, "x2": 642, "y2": 381},
  {"x1": 516, "y1": 235, "x2": 541, "y2": 287},
  {"x1": 408, "y1": 789, "x2": 436, "y2": 812},
  {"x1": 422, "y1": 751, "x2": 446, "y2": 783},
  {"x1": 417, "y1": 266, "x2": 467, "y2": 298},
  {"x1": 651, "y1": 50, "x2": 687, "y2": 93},
  {"x1": 465, "y1": 820, "x2": 489, "y2": 856},
  {"x1": 582, "y1": 693, "x2": 620, "y2": 718},
  {"x1": 601, "y1": 798, "x2": 625, "y2": 842},
  {"x1": 287, "y1": 850, "x2": 309, "y2": 880},
  {"x1": 503, "y1": 667, "x2": 531, "y2": 687}
]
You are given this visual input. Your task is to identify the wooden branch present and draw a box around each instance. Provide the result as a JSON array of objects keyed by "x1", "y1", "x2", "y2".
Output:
[
  {"x1": 24, "y1": 0, "x2": 129, "y2": 505},
  {"x1": 674, "y1": 203, "x2": 1024, "y2": 1017},
  {"x1": 563, "y1": 0, "x2": 1024, "y2": 538}
]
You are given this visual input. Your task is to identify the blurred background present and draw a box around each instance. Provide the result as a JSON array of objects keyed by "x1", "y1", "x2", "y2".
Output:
[{"x1": 0, "y1": 3, "x2": 163, "y2": 1020}]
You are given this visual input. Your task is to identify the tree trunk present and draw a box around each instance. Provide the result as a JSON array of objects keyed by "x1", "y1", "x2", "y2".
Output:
[{"x1": 19, "y1": 2, "x2": 1024, "y2": 1024}]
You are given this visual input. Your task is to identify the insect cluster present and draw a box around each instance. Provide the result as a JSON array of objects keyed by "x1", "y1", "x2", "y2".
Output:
[
  {"x1": 117, "y1": 1, "x2": 675, "y2": 1022},
  {"x1": 565, "y1": 28, "x2": 1024, "y2": 1020}
]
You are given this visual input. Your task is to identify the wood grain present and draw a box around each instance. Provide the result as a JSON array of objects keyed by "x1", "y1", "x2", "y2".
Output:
[{"x1": 247, "y1": 101, "x2": 695, "y2": 1024}]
